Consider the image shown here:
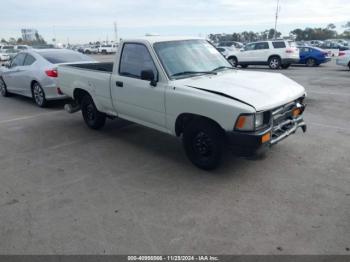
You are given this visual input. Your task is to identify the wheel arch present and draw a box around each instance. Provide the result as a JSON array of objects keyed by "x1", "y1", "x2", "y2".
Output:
[
  {"x1": 268, "y1": 54, "x2": 281, "y2": 61},
  {"x1": 73, "y1": 88, "x2": 92, "y2": 105},
  {"x1": 175, "y1": 113, "x2": 225, "y2": 137}
]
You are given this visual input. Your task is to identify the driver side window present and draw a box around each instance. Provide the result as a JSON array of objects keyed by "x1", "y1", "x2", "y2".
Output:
[
  {"x1": 119, "y1": 43, "x2": 157, "y2": 79},
  {"x1": 11, "y1": 53, "x2": 26, "y2": 67}
]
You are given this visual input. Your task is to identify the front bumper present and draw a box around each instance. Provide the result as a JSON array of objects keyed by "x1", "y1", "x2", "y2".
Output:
[{"x1": 227, "y1": 101, "x2": 307, "y2": 156}]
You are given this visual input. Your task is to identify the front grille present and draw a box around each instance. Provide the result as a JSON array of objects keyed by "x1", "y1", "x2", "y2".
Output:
[{"x1": 270, "y1": 98, "x2": 306, "y2": 144}]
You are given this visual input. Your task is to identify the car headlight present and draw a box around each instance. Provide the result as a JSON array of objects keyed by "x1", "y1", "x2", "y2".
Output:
[{"x1": 235, "y1": 112, "x2": 265, "y2": 131}]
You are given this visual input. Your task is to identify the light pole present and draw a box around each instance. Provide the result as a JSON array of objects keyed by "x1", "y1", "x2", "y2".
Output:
[{"x1": 274, "y1": 0, "x2": 281, "y2": 39}]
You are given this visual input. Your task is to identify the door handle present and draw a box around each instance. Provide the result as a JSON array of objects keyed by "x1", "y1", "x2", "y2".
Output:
[{"x1": 116, "y1": 81, "x2": 123, "y2": 87}]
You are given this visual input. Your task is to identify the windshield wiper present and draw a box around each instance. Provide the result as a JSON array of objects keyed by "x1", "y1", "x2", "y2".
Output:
[
  {"x1": 211, "y1": 66, "x2": 235, "y2": 72},
  {"x1": 171, "y1": 71, "x2": 218, "y2": 78}
]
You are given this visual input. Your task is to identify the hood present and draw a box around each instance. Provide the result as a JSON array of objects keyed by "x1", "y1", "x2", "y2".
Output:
[{"x1": 177, "y1": 70, "x2": 306, "y2": 111}]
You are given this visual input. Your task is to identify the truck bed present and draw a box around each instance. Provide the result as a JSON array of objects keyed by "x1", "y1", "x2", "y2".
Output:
[{"x1": 66, "y1": 62, "x2": 114, "y2": 72}]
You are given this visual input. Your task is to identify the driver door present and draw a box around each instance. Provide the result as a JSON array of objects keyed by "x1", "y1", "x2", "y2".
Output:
[
  {"x1": 110, "y1": 43, "x2": 166, "y2": 130},
  {"x1": 239, "y1": 43, "x2": 256, "y2": 62}
]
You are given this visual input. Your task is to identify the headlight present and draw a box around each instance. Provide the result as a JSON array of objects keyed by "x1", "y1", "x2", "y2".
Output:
[
  {"x1": 255, "y1": 112, "x2": 264, "y2": 129},
  {"x1": 235, "y1": 112, "x2": 266, "y2": 131}
]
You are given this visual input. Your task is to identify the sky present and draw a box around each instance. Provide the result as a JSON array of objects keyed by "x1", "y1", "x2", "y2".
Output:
[{"x1": 1, "y1": 0, "x2": 350, "y2": 44}]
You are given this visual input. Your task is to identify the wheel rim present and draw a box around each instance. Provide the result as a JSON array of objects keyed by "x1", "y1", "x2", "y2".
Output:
[
  {"x1": 0, "y1": 79, "x2": 5, "y2": 95},
  {"x1": 33, "y1": 84, "x2": 44, "y2": 105},
  {"x1": 307, "y1": 59, "x2": 315, "y2": 67},
  {"x1": 192, "y1": 131, "x2": 213, "y2": 158},
  {"x1": 229, "y1": 58, "x2": 237, "y2": 67},
  {"x1": 86, "y1": 103, "x2": 96, "y2": 121},
  {"x1": 270, "y1": 59, "x2": 279, "y2": 69}
]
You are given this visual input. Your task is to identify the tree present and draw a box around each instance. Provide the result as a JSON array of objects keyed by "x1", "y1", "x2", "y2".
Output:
[
  {"x1": 17, "y1": 38, "x2": 23, "y2": 44},
  {"x1": 1, "y1": 38, "x2": 7, "y2": 44},
  {"x1": 327, "y1": 23, "x2": 336, "y2": 30}
]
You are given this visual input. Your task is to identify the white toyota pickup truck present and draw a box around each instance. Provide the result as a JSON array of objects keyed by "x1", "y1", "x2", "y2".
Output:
[{"x1": 58, "y1": 37, "x2": 307, "y2": 170}]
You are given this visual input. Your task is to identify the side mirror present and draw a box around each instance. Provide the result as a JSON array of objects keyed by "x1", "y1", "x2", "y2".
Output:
[
  {"x1": 141, "y1": 69, "x2": 157, "y2": 87},
  {"x1": 240, "y1": 48, "x2": 245, "y2": 52}
]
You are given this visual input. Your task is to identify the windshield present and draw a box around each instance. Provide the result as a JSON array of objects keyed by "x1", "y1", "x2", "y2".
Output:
[
  {"x1": 39, "y1": 50, "x2": 93, "y2": 64},
  {"x1": 154, "y1": 40, "x2": 232, "y2": 79}
]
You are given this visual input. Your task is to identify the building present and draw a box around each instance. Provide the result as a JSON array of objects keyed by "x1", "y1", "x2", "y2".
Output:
[{"x1": 21, "y1": 29, "x2": 38, "y2": 42}]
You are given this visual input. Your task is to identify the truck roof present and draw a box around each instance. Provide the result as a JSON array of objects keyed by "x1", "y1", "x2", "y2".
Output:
[{"x1": 121, "y1": 36, "x2": 203, "y2": 44}]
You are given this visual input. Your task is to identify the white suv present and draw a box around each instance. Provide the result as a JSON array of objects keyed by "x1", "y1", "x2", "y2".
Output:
[{"x1": 226, "y1": 40, "x2": 300, "y2": 69}]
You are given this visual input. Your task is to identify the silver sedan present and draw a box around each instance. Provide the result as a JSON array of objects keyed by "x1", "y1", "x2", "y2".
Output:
[{"x1": 0, "y1": 49, "x2": 95, "y2": 107}]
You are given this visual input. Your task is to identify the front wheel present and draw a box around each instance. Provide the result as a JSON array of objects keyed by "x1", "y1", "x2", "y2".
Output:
[
  {"x1": 183, "y1": 119, "x2": 224, "y2": 170},
  {"x1": 32, "y1": 82, "x2": 47, "y2": 107},
  {"x1": 0, "y1": 77, "x2": 9, "y2": 97},
  {"x1": 81, "y1": 95, "x2": 106, "y2": 130},
  {"x1": 268, "y1": 57, "x2": 281, "y2": 69},
  {"x1": 228, "y1": 57, "x2": 238, "y2": 67}
]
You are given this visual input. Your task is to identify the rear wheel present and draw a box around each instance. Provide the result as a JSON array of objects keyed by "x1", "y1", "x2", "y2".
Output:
[
  {"x1": 306, "y1": 58, "x2": 316, "y2": 67},
  {"x1": 183, "y1": 119, "x2": 224, "y2": 170},
  {"x1": 32, "y1": 82, "x2": 47, "y2": 107},
  {"x1": 228, "y1": 57, "x2": 238, "y2": 67},
  {"x1": 81, "y1": 95, "x2": 106, "y2": 130},
  {"x1": 268, "y1": 56, "x2": 281, "y2": 69},
  {"x1": 0, "y1": 77, "x2": 9, "y2": 97},
  {"x1": 102, "y1": 50, "x2": 107, "y2": 55}
]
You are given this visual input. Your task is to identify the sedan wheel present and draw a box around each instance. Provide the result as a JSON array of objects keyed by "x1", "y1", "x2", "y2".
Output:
[
  {"x1": 0, "y1": 78, "x2": 8, "y2": 97},
  {"x1": 306, "y1": 58, "x2": 316, "y2": 67},
  {"x1": 32, "y1": 83, "x2": 47, "y2": 107}
]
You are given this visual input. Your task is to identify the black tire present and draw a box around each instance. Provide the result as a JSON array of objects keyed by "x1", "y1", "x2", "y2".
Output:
[
  {"x1": 0, "y1": 77, "x2": 9, "y2": 97},
  {"x1": 306, "y1": 58, "x2": 316, "y2": 67},
  {"x1": 241, "y1": 64, "x2": 249, "y2": 69},
  {"x1": 281, "y1": 64, "x2": 291, "y2": 69},
  {"x1": 101, "y1": 50, "x2": 107, "y2": 55},
  {"x1": 228, "y1": 57, "x2": 238, "y2": 67},
  {"x1": 32, "y1": 82, "x2": 47, "y2": 107},
  {"x1": 268, "y1": 56, "x2": 281, "y2": 69},
  {"x1": 81, "y1": 95, "x2": 106, "y2": 130},
  {"x1": 85, "y1": 50, "x2": 91, "y2": 54},
  {"x1": 183, "y1": 119, "x2": 224, "y2": 170}
]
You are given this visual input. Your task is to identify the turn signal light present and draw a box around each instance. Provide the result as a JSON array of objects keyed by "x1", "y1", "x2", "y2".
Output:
[
  {"x1": 235, "y1": 116, "x2": 246, "y2": 129},
  {"x1": 261, "y1": 133, "x2": 271, "y2": 144},
  {"x1": 292, "y1": 108, "x2": 302, "y2": 117}
]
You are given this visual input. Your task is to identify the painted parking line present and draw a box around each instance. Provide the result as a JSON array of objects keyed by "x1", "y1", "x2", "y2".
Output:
[{"x1": 0, "y1": 111, "x2": 61, "y2": 124}]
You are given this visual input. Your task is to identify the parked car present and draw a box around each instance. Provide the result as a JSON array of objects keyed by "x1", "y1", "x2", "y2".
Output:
[
  {"x1": 15, "y1": 45, "x2": 31, "y2": 50},
  {"x1": 218, "y1": 41, "x2": 244, "y2": 49},
  {"x1": 4, "y1": 49, "x2": 20, "y2": 60},
  {"x1": 0, "y1": 45, "x2": 15, "y2": 51},
  {"x1": 225, "y1": 40, "x2": 300, "y2": 69},
  {"x1": 0, "y1": 49, "x2": 95, "y2": 107},
  {"x1": 297, "y1": 46, "x2": 331, "y2": 67},
  {"x1": 98, "y1": 44, "x2": 118, "y2": 54},
  {"x1": 216, "y1": 46, "x2": 238, "y2": 57},
  {"x1": 320, "y1": 42, "x2": 349, "y2": 52},
  {"x1": 308, "y1": 40, "x2": 324, "y2": 47},
  {"x1": 0, "y1": 51, "x2": 10, "y2": 61},
  {"x1": 82, "y1": 45, "x2": 99, "y2": 54},
  {"x1": 58, "y1": 37, "x2": 307, "y2": 170},
  {"x1": 336, "y1": 51, "x2": 350, "y2": 70}
]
